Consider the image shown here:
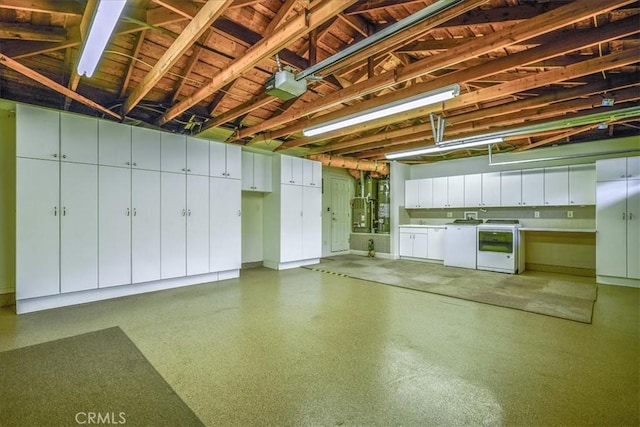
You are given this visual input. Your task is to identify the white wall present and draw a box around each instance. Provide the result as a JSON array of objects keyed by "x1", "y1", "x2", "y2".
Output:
[
  {"x1": 241, "y1": 192, "x2": 264, "y2": 264},
  {"x1": 0, "y1": 109, "x2": 16, "y2": 294}
]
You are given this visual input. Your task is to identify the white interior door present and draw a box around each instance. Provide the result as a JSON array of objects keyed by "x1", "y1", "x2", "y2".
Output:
[
  {"x1": 161, "y1": 172, "x2": 186, "y2": 279},
  {"x1": 302, "y1": 186, "x2": 322, "y2": 259},
  {"x1": 16, "y1": 158, "x2": 60, "y2": 299},
  {"x1": 98, "y1": 166, "x2": 131, "y2": 288},
  {"x1": 210, "y1": 177, "x2": 241, "y2": 272},
  {"x1": 330, "y1": 177, "x2": 350, "y2": 252},
  {"x1": 132, "y1": 169, "x2": 161, "y2": 283},
  {"x1": 187, "y1": 175, "x2": 210, "y2": 275},
  {"x1": 280, "y1": 184, "x2": 302, "y2": 262},
  {"x1": 60, "y1": 162, "x2": 98, "y2": 293}
]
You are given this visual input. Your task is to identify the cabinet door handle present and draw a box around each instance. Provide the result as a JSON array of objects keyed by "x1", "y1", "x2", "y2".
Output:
[
  {"x1": 182, "y1": 209, "x2": 186, "y2": 216},
  {"x1": 629, "y1": 213, "x2": 633, "y2": 220},
  {"x1": 126, "y1": 208, "x2": 130, "y2": 216},
  {"x1": 182, "y1": 168, "x2": 186, "y2": 172},
  {"x1": 62, "y1": 154, "x2": 67, "y2": 159},
  {"x1": 125, "y1": 162, "x2": 131, "y2": 166},
  {"x1": 52, "y1": 153, "x2": 58, "y2": 158},
  {"x1": 622, "y1": 212, "x2": 626, "y2": 220},
  {"x1": 188, "y1": 209, "x2": 191, "y2": 216},
  {"x1": 54, "y1": 206, "x2": 57, "y2": 216},
  {"x1": 133, "y1": 208, "x2": 137, "y2": 216},
  {"x1": 238, "y1": 210, "x2": 241, "y2": 217},
  {"x1": 132, "y1": 162, "x2": 137, "y2": 167},
  {"x1": 187, "y1": 168, "x2": 191, "y2": 172},
  {"x1": 63, "y1": 207, "x2": 66, "y2": 216}
]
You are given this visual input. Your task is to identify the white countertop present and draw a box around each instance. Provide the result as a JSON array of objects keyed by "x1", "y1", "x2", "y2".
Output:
[
  {"x1": 519, "y1": 227, "x2": 596, "y2": 233},
  {"x1": 399, "y1": 224, "x2": 447, "y2": 229}
]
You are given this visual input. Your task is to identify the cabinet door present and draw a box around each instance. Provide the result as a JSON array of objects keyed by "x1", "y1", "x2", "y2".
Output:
[
  {"x1": 160, "y1": 133, "x2": 186, "y2": 173},
  {"x1": 254, "y1": 153, "x2": 272, "y2": 192},
  {"x1": 16, "y1": 158, "x2": 60, "y2": 299},
  {"x1": 544, "y1": 166, "x2": 569, "y2": 206},
  {"x1": 627, "y1": 179, "x2": 640, "y2": 279},
  {"x1": 569, "y1": 164, "x2": 595, "y2": 205},
  {"x1": 596, "y1": 181, "x2": 627, "y2": 277},
  {"x1": 303, "y1": 159, "x2": 322, "y2": 187},
  {"x1": 501, "y1": 170, "x2": 522, "y2": 206},
  {"x1": 427, "y1": 228, "x2": 444, "y2": 260},
  {"x1": 210, "y1": 177, "x2": 241, "y2": 272},
  {"x1": 399, "y1": 233, "x2": 413, "y2": 257},
  {"x1": 161, "y1": 172, "x2": 186, "y2": 279},
  {"x1": 302, "y1": 186, "x2": 322, "y2": 259},
  {"x1": 98, "y1": 166, "x2": 131, "y2": 288},
  {"x1": 186, "y1": 175, "x2": 210, "y2": 275},
  {"x1": 448, "y1": 175, "x2": 465, "y2": 208},
  {"x1": 280, "y1": 184, "x2": 303, "y2": 262},
  {"x1": 412, "y1": 233, "x2": 429, "y2": 259},
  {"x1": 464, "y1": 174, "x2": 482, "y2": 207},
  {"x1": 60, "y1": 112, "x2": 97, "y2": 164},
  {"x1": 241, "y1": 152, "x2": 255, "y2": 191},
  {"x1": 626, "y1": 157, "x2": 640, "y2": 180},
  {"x1": 432, "y1": 177, "x2": 448, "y2": 208},
  {"x1": 209, "y1": 141, "x2": 227, "y2": 178},
  {"x1": 521, "y1": 168, "x2": 544, "y2": 206},
  {"x1": 419, "y1": 178, "x2": 433, "y2": 208},
  {"x1": 98, "y1": 120, "x2": 131, "y2": 168},
  {"x1": 405, "y1": 180, "x2": 421, "y2": 208},
  {"x1": 131, "y1": 127, "x2": 160, "y2": 171},
  {"x1": 16, "y1": 104, "x2": 59, "y2": 160},
  {"x1": 482, "y1": 172, "x2": 501, "y2": 207},
  {"x1": 132, "y1": 169, "x2": 161, "y2": 283},
  {"x1": 596, "y1": 158, "x2": 627, "y2": 181},
  {"x1": 186, "y1": 136, "x2": 209, "y2": 176},
  {"x1": 225, "y1": 144, "x2": 242, "y2": 180},
  {"x1": 60, "y1": 163, "x2": 98, "y2": 293}
]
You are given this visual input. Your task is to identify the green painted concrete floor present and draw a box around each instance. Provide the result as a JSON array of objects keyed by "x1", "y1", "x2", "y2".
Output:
[{"x1": 1, "y1": 267, "x2": 638, "y2": 426}]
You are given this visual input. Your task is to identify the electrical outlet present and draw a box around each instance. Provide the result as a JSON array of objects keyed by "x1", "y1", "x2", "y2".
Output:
[
  {"x1": 534, "y1": 211, "x2": 540, "y2": 218},
  {"x1": 447, "y1": 212, "x2": 453, "y2": 218},
  {"x1": 567, "y1": 210, "x2": 574, "y2": 218}
]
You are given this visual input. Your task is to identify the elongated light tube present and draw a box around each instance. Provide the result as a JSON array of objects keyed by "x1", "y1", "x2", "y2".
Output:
[
  {"x1": 303, "y1": 84, "x2": 460, "y2": 137},
  {"x1": 77, "y1": 0, "x2": 127, "y2": 78},
  {"x1": 386, "y1": 137, "x2": 504, "y2": 160}
]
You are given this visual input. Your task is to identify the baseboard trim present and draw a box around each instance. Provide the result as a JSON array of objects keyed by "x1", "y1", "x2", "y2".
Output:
[
  {"x1": 241, "y1": 261, "x2": 263, "y2": 269},
  {"x1": 350, "y1": 250, "x2": 394, "y2": 259},
  {"x1": 0, "y1": 292, "x2": 15, "y2": 307},
  {"x1": 596, "y1": 275, "x2": 640, "y2": 288},
  {"x1": 263, "y1": 258, "x2": 320, "y2": 270},
  {"x1": 526, "y1": 263, "x2": 595, "y2": 277}
]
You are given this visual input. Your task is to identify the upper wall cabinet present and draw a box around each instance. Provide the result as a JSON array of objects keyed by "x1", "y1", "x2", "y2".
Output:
[
  {"x1": 16, "y1": 104, "x2": 60, "y2": 160},
  {"x1": 186, "y1": 136, "x2": 209, "y2": 176},
  {"x1": 463, "y1": 174, "x2": 482, "y2": 207},
  {"x1": 544, "y1": 166, "x2": 569, "y2": 206},
  {"x1": 405, "y1": 178, "x2": 432, "y2": 209},
  {"x1": 280, "y1": 155, "x2": 304, "y2": 185},
  {"x1": 597, "y1": 157, "x2": 640, "y2": 181},
  {"x1": 131, "y1": 127, "x2": 160, "y2": 171},
  {"x1": 500, "y1": 170, "x2": 522, "y2": 206},
  {"x1": 521, "y1": 168, "x2": 544, "y2": 206},
  {"x1": 303, "y1": 160, "x2": 322, "y2": 187},
  {"x1": 242, "y1": 151, "x2": 272, "y2": 192},
  {"x1": 568, "y1": 164, "x2": 595, "y2": 205},
  {"x1": 160, "y1": 133, "x2": 186, "y2": 173},
  {"x1": 210, "y1": 141, "x2": 241, "y2": 179},
  {"x1": 98, "y1": 120, "x2": 131, "y2": 168},
  {"x1": 60, "y1": 111, "x2": 98, "y2": 164}
]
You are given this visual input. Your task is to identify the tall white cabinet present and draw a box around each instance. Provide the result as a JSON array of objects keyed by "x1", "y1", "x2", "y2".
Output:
[
  {"x1": 14, "y1": 103, "x2": 243, "y2": 314},
  {"x1": 263, "y1": 155, "x2": 322, "y2": 270},
  {"x1": 596, "y1": 157, "x2": 640, "y2": 287}
]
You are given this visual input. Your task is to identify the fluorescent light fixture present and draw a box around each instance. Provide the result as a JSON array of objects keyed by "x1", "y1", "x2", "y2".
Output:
[
  {"x1": 77, "y1": 0, "x2": 127, "y2": 78},
  {"x1": 386, "y1": 137, "x2": 504, "y2": 160},
  {"x1": 302, "y1": 84, "x2": 460, "y2": 137}
]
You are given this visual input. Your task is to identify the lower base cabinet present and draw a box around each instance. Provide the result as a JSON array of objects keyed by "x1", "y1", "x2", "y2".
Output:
[{"x1": 399, "y1": 227, "x2": 444, "y2": 261}]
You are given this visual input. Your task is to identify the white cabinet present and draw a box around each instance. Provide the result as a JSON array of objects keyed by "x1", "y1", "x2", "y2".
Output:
[
  {"x1": 399, "y1": 227, "x2": 444, "y2": 260},
  {"x1": 60, "y1": 163, "x2": 98, "y2": 293},
  {"x1": 98, "y1": 166, "x2": 132, "y2": 288},
  {"x1": 432, "y1": 177, "x2": 448, "y2": 208},
  {"x1": 16, "y1": 104, "x2": 60, "y2": 160},
  {"x1": 303, "y1": 159, "x2": 322, "y2": 187},
  {"x1": 596, "y1": 157, "x2": 640, "y2": 181},
  {"x1": 568, "y1": 164, "x2": 595, "y2": 205},
  {"x1": 302, "y1": 186, "x2": 322, "y2": 259},
  {"x1": 131, "y1": 127, "x2": 160, "y2": 171},
  {"x1": 60, "y1": 111, "x2": 98, "y2": 164},
  {"x1": 186, "y1": 175, "x2": 210, "y2": 275},
  {"x1": 186, "y1": 136, "x2": 209, "y2": 176},
  {"x1": 16, "y1": 158, "x2": 60, "y2": 299},
  {"x1": 448, "y1": 175, "x2": 464, "y2": 207},
  {"x1": 464, "y1": 174, "x2": 482, "y2": 207},
  {"x1": 131, "y1": 169, "x2": 161, "y2": 284},
  {"x1": 596, "y1": 157, "x2": 640, "y2": 284},
  {"x1": 481, "y1": 172, "x2": 501, "y2": 207},
  {"x1": 242, "y1": 151, "x2": 272, "y2": 192},
  {"x1": 161, "y1": 173, "x2": 187, "y2": 279},
  {"x1": 280, "y1": 155, "x2": 304, "y2": 185},
  {"x1": 501, "y1": 170, "x2": 522, "y2": 206},
  {"x1": 544, "y1": 166, "x2": 569, "y2": 206},
  {"x1": 521, "y1": 168, "x2": 544, "y2": 206},
  {"x1": 99, "y1": 120, "x2": 131, "y2": 168},
  {"x1": 280, "y1": 184, "x2": 303, "y2": 262},
  {"x1": 405, "y1": 178, "x2": 432, "y2": 208},
  {"x1": 210, "y1": 177, "x2": 241, "y2": 272},
  {"x1": 210, "y1": 141, "x2": 241, "y2": 179},
  {"x1": 161, "y1": 133, "x2": 186, "y2": 173}
]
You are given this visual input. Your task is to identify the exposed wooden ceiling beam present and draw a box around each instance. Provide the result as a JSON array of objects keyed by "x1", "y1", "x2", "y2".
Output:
[
  {"x1": 0, "y1": 53, "x2": 120, "y2": 119},
  {"x1": 123, "y1": 0, "x2": 234, "y2": 114},
  {"x1": 236, "y1": 0, "x2": 636, "y2": 141},
  {"x1": 170, "y1": 29, "x2": 214, "y2": 104},
  {"x1": 202, "y1": 93, "x2": 277, "y2": 131},
  {"x1": 0, "y1": 22, "x2": 66, "y2": 41},
  {"x1": 344, "y1": 0, "x2": 426, "y2": 15},
  {"x1": 264, "y1": 0, "x2": 300, "y2": 35},
  {"x1": 514, "y1": 125, "x2": 602, "y2": 151},
  {"x1": 119, "y1": 29, "x2": 147, "y2": 98},
  {"x1": 156, "y1": 0, "x2": 358, "y2": 126},
  {"x1": 0, "y1": 0, "x2": 83, "y2": 16}
]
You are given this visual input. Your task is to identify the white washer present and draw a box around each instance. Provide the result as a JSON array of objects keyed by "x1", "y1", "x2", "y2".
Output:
[{"x1": 444, "y1": 219, "x2": 483, "y2": 269}]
